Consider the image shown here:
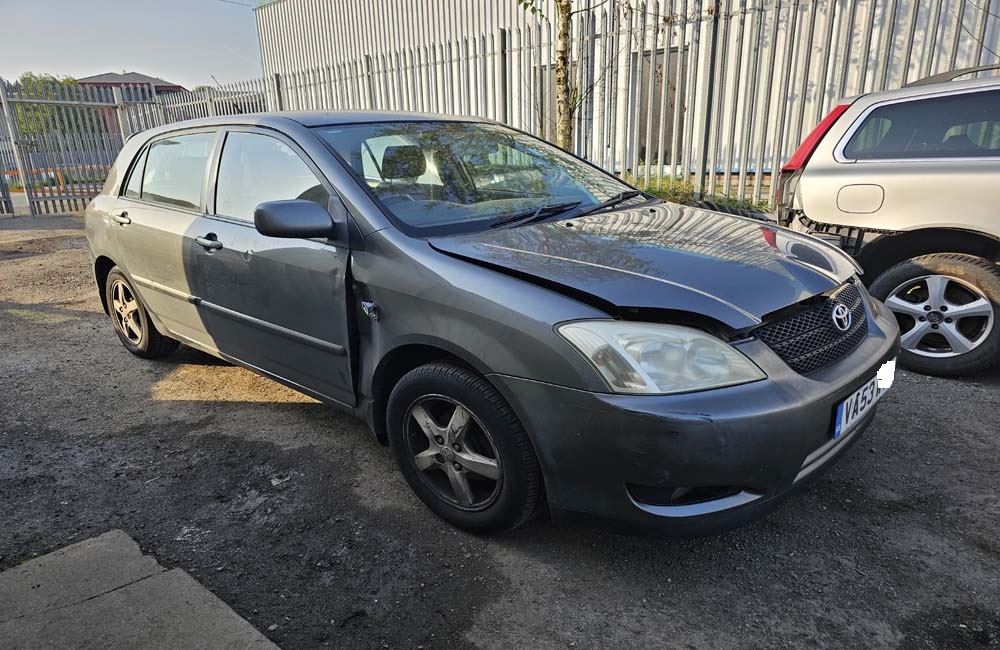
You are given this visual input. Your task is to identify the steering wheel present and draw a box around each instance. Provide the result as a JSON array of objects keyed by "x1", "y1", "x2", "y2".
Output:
[{"x1": 380, "y1": 193, "x2": 418, "y2": 205}]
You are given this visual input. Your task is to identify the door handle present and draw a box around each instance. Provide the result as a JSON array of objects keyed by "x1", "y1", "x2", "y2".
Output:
[
  {"x1": 111, "y1": 211, "x2": 130, "y2": 225},
  {"x1": 195, "y1": 234, "x2": 223, "y2": 251}
]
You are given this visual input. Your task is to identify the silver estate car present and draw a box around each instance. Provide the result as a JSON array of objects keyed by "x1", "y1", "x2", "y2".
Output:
[
  {"x1": 777, "y1": 72, "x2": 1000, "y2": 376},
  {"x1": 86, "y1": 113, "x2": 898, "y2": 535}
]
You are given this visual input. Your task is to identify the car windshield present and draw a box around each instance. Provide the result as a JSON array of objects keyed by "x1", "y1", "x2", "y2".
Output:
[{"x1": 313, "y1": 121, "x2": 637, "y2": 236}]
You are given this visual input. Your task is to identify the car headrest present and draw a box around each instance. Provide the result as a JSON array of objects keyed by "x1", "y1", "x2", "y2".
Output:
[
  {"x1": 381, "y1": 145, "x2": 426, "y2": 179},
  {"x1": 942, "y1": 133, "x2": 978, "y2": 151}
]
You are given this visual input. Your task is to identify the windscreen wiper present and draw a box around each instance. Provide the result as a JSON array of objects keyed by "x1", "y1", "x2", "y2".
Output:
[
  {"x1": 489, "y1": 201, "x2": 582, "y2": 229},
  {"x1": 574, "y1": 190, "x2": 648, "y2": 218}
]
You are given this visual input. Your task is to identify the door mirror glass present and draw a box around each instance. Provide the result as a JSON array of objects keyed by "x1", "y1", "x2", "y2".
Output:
[{"x1": 254, "y1": 200, "x2": 336, "y2": 239}]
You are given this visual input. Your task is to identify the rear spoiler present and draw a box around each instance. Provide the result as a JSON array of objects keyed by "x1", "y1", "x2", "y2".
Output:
[{"x1": 905, "y1": 64, "x2": 1000, "y2": 87}]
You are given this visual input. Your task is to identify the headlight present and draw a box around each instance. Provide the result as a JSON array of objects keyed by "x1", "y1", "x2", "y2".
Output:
[{"x1": 557, "y1": 321, "x2": 766, "y2": 394}]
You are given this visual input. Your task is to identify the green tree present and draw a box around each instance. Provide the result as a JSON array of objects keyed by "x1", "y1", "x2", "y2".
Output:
[
  {"x1": 518, "y1": 1, "x2": 630, "y2": 151},
  {"x1": 11, "y1": 72, "x2": 80, "y2": 137}
]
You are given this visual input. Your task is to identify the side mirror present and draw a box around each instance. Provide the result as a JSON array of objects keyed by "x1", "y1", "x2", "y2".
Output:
[{"x1": 254, "y1": 200, "x2": 336, "y2": 239}]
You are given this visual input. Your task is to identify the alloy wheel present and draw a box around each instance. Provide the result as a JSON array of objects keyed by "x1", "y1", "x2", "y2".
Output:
[
  {"x1": 885, "y1": 274, "x2": 994, "y2": 358},
  {"x1": 110, "y1": 279, "x2": 143, "y2": 345},
  {"x1": 403, "y1": 395, "x2": 502, "y2": 511}
]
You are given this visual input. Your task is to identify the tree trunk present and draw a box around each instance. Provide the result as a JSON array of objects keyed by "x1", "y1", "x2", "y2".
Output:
[{"x1": 553, "y1": 0, "x2": 574, "y2": 150}]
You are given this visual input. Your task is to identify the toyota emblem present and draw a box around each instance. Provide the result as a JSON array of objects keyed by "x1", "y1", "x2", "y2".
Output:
[{"x1": 831, "y1": 303, "x2": 852, "y2": 332}]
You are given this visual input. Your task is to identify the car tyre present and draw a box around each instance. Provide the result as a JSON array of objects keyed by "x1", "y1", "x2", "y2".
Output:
[
  {"x1": 870, "y1": 253, "x2": 1000, "y2": 376},
  {"x1": 104, "y1": 267, "x2": 179, "y2": 359},
  {"x1": 387, "y1": 362, "x2": 544, "y2": 533}
]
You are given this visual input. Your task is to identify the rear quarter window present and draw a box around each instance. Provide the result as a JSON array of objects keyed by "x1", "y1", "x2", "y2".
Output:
[
  {"x1": 843, "y1": 89, "x2": 1000, "y2": 160},
  {"x1": 123, "y1": 149, "x2": 147, "y2": 199}
]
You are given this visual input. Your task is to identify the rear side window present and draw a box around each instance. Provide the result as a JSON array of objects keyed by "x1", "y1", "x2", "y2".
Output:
[
  {"x1": 215, "y1": 132, "x2": 330, "y2": 221},
  {"x1": 843, "y1": 89, "x2": 1000, "y2": 160},
  {"x1": 141, "y1": 133, "x2": 215, "y2": 210}
]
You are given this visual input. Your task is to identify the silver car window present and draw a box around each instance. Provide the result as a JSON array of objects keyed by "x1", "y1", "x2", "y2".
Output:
[
  {"x1": 844, "y1": 89, "x2": 1000, "y2": 160},
  {"x1": 123, "y1": 149, "x2": 146, "y2": 199}
]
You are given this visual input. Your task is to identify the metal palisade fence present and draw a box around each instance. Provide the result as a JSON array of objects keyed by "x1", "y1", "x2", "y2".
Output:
[
  {"x1": 1, "y1": 0, "x2": 998, "y2": 215},
  {"x1": 255, "y1": 0, "x2": 1000, "y2": 200},
  {"x1": 0, "y1": 78, "x2": 267, "y2": 214}
]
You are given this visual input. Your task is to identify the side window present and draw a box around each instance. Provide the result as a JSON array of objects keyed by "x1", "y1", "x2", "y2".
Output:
[
  {"x1": 844, "y1": 89, "x2": 1000, "y2": 160},
  {"x1": 141, "y1": 133, "x2": 214, "y2": 209},
  {"x1": 123, "y1": 149, "x2": 146, "y2": 199},
  {"x1": 215, "y1": 132, "x2": 330, "y2": 221}
]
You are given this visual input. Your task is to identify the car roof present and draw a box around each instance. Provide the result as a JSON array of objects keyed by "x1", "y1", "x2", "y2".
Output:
[
  {"x1": 281, "y1": 111, "x2": 493, "y2": 127},
  {"x1": 845, "y1": 76, "x2": 1000, "y2": 105},
  {"x1": 129, "y1": 110, "x2": 494, "y2": 142}
]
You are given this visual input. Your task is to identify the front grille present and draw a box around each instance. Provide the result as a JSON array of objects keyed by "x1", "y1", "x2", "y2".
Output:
[{"x1": 755, "y1": 283, "x2": 869, "y2": 374}]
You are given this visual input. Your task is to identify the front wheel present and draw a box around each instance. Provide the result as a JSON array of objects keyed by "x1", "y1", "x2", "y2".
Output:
[
  {"x1": 387, "y1": 363, "x2": 544, "y2": 533},
  {"x1": 869, "y1": 253, "x2": 1000, "y2": 376}
]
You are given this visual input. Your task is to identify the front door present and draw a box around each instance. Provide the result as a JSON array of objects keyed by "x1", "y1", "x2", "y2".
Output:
[{"x1": 188, "y1": 128, "x2": 354, "y2": 407}]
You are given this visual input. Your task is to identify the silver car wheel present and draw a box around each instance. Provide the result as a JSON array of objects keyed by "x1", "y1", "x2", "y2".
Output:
[
  {"x1": 110, "y1": 279, "x2": 143, "y2": 345},
  {"x1": 404, "y1": 395, "x2": 502, "y2": 511},
  {"x1": 885, "y1": 274, "x2": 994, "y2": 358}
]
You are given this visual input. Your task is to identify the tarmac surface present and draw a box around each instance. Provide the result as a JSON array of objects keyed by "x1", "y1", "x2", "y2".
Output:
[{"x1": 2, "y1": 213, "x2": 999, "y2": 649}]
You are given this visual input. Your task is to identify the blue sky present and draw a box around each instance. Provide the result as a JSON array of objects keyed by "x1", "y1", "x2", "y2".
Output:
[{"x1": 0, "y1": 0, "x2": 263, "y2": 89}]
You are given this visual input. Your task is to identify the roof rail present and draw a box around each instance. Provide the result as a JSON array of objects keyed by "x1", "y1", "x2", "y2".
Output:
[{"x1": 904, "y1": 64, "x2": 1000, "y2": 87}]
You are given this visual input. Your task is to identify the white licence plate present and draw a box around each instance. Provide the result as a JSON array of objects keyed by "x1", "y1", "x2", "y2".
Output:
[{"x1": 834, "y1": 359, "x2": 896, "y2": 439}]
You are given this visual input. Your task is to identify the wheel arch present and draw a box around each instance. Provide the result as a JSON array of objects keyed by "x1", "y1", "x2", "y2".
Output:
[
  {"x1": 858, "y1": 228, "x2": 1000, "y2": 285},
  {"x1": 368, "y1": 341, "x2": 489, "y2": 446},
  {"x1": 94, "y1": 255, "x2": 118, "y2": 314}
]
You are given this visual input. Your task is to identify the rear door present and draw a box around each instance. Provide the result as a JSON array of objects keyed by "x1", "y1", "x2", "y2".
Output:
[
  {"x1": 109, "y1": 130, "x2": 217, "y2": 348},
  {"x1": 188, "y1": 127, "x2": 354, "y2": 406}
]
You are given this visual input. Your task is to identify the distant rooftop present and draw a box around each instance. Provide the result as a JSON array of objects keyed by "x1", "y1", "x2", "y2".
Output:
[{"x1": 76, "y1": 72, "x2": 187, "y2": 92}]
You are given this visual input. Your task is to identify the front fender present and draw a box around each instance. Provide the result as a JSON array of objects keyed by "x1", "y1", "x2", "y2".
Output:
[{"x1": 351, "y1": 229, "x2": 611, "y2": 404}]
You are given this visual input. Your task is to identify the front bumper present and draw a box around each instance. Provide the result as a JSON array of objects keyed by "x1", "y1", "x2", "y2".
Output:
[{"x1": 490, "y1": 305, "x2": 900, "y2": 536}]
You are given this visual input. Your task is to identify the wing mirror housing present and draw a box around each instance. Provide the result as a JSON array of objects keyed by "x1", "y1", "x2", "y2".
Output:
[{"x1": 254, "y1": 199, "x2": 338, "y2": 239}]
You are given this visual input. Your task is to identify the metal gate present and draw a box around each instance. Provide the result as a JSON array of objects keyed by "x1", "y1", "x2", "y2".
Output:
[
  {"x1": 0, "y1": 115, "x2": 15, "y2": 214},
  {"x1": 0, "y1": 78, "x2": 126, "y2": 214}
]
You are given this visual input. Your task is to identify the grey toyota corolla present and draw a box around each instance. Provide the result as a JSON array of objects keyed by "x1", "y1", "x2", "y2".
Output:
[{"x1": 85, "y1": 112, "x2": 899, "y2": 535}]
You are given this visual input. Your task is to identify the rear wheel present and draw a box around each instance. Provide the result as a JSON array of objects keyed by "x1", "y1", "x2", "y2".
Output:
[
  {"x1": 870, "y1": 254, "x2": 1000, "y2": 376},
  {"x1": 104, "y1": 267, "x2": 179, "y2": 359},
  {"x1": 387, "y1": 363, "x2": 543, "y2": 533}
]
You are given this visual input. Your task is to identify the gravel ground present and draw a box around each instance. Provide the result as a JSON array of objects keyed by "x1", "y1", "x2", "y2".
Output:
[{"x1": 2, "y1": 213, "x2": 999, "y2": 650}]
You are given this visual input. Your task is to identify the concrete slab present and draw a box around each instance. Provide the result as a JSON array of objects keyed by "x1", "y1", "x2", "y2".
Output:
[
  {"x1": 0, "y1": 568, "x2": 279, "y2": 650},
  {"x1": 0, "y1": 530, "x2": 161, "y2": 623},
  {"x1": 0, "y1": 531, "x2": 279, "y2": 650}
]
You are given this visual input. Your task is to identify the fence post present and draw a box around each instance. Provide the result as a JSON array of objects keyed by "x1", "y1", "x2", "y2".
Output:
[
  {"x1": 150, "y1": 86, "x2": 167, "y2": 127},
  {"x1": 696, "y1": 2, "x2": 722, "y2": 197},
  {"x1": 0, "y1": 79, "x2": 35, "y2": 216},
  {"x1": 363, "y1": 55, "x2": 377, "y2": 109},
  {"x1": 111, "y1": 87, "x2": 130, "y2": 143},
  {"x1": 496, "y1": 28, "x2": 509, "y2": 125},
  {"x1": 272, "y1": 73, "x2": 284, "y2": 111}
]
